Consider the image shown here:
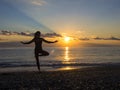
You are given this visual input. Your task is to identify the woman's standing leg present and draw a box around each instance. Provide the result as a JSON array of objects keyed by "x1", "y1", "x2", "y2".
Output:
[
  {"x1": 35, "y1": 56, "x2": 40, "y2": 71},
  {"x1": 35, "y1": 50, "x2": 40, "y2": 71}
]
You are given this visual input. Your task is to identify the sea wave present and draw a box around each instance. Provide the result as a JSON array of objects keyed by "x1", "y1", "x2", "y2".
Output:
[{"x1": 0, "y1": 62, "x2": 120, "y2": 68}]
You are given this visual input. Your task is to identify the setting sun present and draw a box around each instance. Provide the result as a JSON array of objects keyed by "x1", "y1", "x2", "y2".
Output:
[
  {"x1": 64, "y1": 37, "x2": 70, "y2": 42},
  {"x1": 58, "y1": 36, "x2": 78, "y2": 47}
]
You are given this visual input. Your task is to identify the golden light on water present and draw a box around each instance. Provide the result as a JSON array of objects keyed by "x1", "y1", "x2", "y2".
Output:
[
  {"x1": 65, "y1": 67, "x2": 72, "y2": 70},
  {"x1": 64, "y1": 47, "x2": 70, "y2": 62},
  {"x1": 58, "y1": 66, "x2": 76, "y2": 71}
]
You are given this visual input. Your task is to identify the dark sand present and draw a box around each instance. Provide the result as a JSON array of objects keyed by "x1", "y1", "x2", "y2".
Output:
[{"x1": 0, "y1": 66, "x2": 120, "y2": 90}]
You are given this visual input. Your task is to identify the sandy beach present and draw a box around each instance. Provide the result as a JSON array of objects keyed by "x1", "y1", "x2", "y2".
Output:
[{"x1": 0, "y1": 65, "x2": 120, "y2": 90}]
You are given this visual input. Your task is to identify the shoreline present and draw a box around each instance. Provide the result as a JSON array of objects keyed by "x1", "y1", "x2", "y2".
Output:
[
  {"x1": 0, "y1": 65, "x2": 120, "y2": 89},
  {"x1": 0, "y1": 62, "x2": 120, "y2": 73},
  {"x1": 0, "y1": 65, "x2": 89, "y2": 73}
]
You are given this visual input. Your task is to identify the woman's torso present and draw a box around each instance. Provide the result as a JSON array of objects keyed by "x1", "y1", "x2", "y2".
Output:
[{"x1": 34, "y1": 38, "x2": 43, "y2": 51}]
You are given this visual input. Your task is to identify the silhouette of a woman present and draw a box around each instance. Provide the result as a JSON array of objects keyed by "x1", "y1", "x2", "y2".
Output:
[{"x1": 21, "y1": 31, "x2": 58, "y2": 71}]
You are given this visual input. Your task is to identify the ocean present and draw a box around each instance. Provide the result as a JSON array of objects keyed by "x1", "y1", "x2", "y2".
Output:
[{"x1": 0, "y1": 47, "x2": 120, "y2": 72}]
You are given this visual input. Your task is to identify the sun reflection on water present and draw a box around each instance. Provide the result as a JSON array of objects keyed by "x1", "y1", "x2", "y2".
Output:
[
  {"x1": 57, "y1": 47, "x2": 78, "y2": 71},
  {"x1": 64, "y1": 47, "x2": 70, "y2": 63},
  {"x1": 58, "y1": 66, "x2": 76, "y2": 71}
]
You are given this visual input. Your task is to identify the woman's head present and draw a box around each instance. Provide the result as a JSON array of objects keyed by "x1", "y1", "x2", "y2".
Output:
[{"x1": 34, "y1": 31, "x2": 41, "y2": 38}]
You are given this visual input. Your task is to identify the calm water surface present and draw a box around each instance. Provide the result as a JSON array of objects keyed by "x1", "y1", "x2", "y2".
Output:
[{"x1": 0, "y1": 47, "x2": 120, "y2": 71}]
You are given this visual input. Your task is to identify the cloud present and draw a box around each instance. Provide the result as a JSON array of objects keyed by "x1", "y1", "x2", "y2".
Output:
[
  {"x1": 43, "y1": 33, "x2": 62, "y2": 38},
  {"x1": 104, "y1": 37, "x2": 120, "y2": 40},
  {"x1": 79, "y1": 38, "x2": 90, "y2": 41},
  {"x1": 92, "y1": 36, "x2": 120, "y2": 41},
  {"x1": 8, "y1": 0, "x2": 47, "y2": 7},
  {"x1": 31, "y1": 0, "x2": 47, "y2": 6},
  {"x1": 0, "y1": 30, "x2": 61, "y2": 38},
  {"x1": 93, "y1": 37, "x2": 104, "y2": 40},
  {"x1": 79, "y1": 36, "x2": 120, "y2": 41}
]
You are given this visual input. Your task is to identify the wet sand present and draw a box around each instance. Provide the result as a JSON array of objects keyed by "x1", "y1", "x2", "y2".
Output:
[{"x1": 0, "y1": 65, "x2": 120, "y2": 90}]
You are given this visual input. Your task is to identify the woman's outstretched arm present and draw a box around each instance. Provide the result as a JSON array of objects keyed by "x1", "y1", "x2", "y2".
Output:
[{"x1": 42, "y1": 38, "x2": 58, "y2": 43}]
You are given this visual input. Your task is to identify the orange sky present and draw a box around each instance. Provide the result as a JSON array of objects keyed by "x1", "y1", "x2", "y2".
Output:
[{"x1": 0, "y1": 35, "x2": 119, "y2": 47}]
